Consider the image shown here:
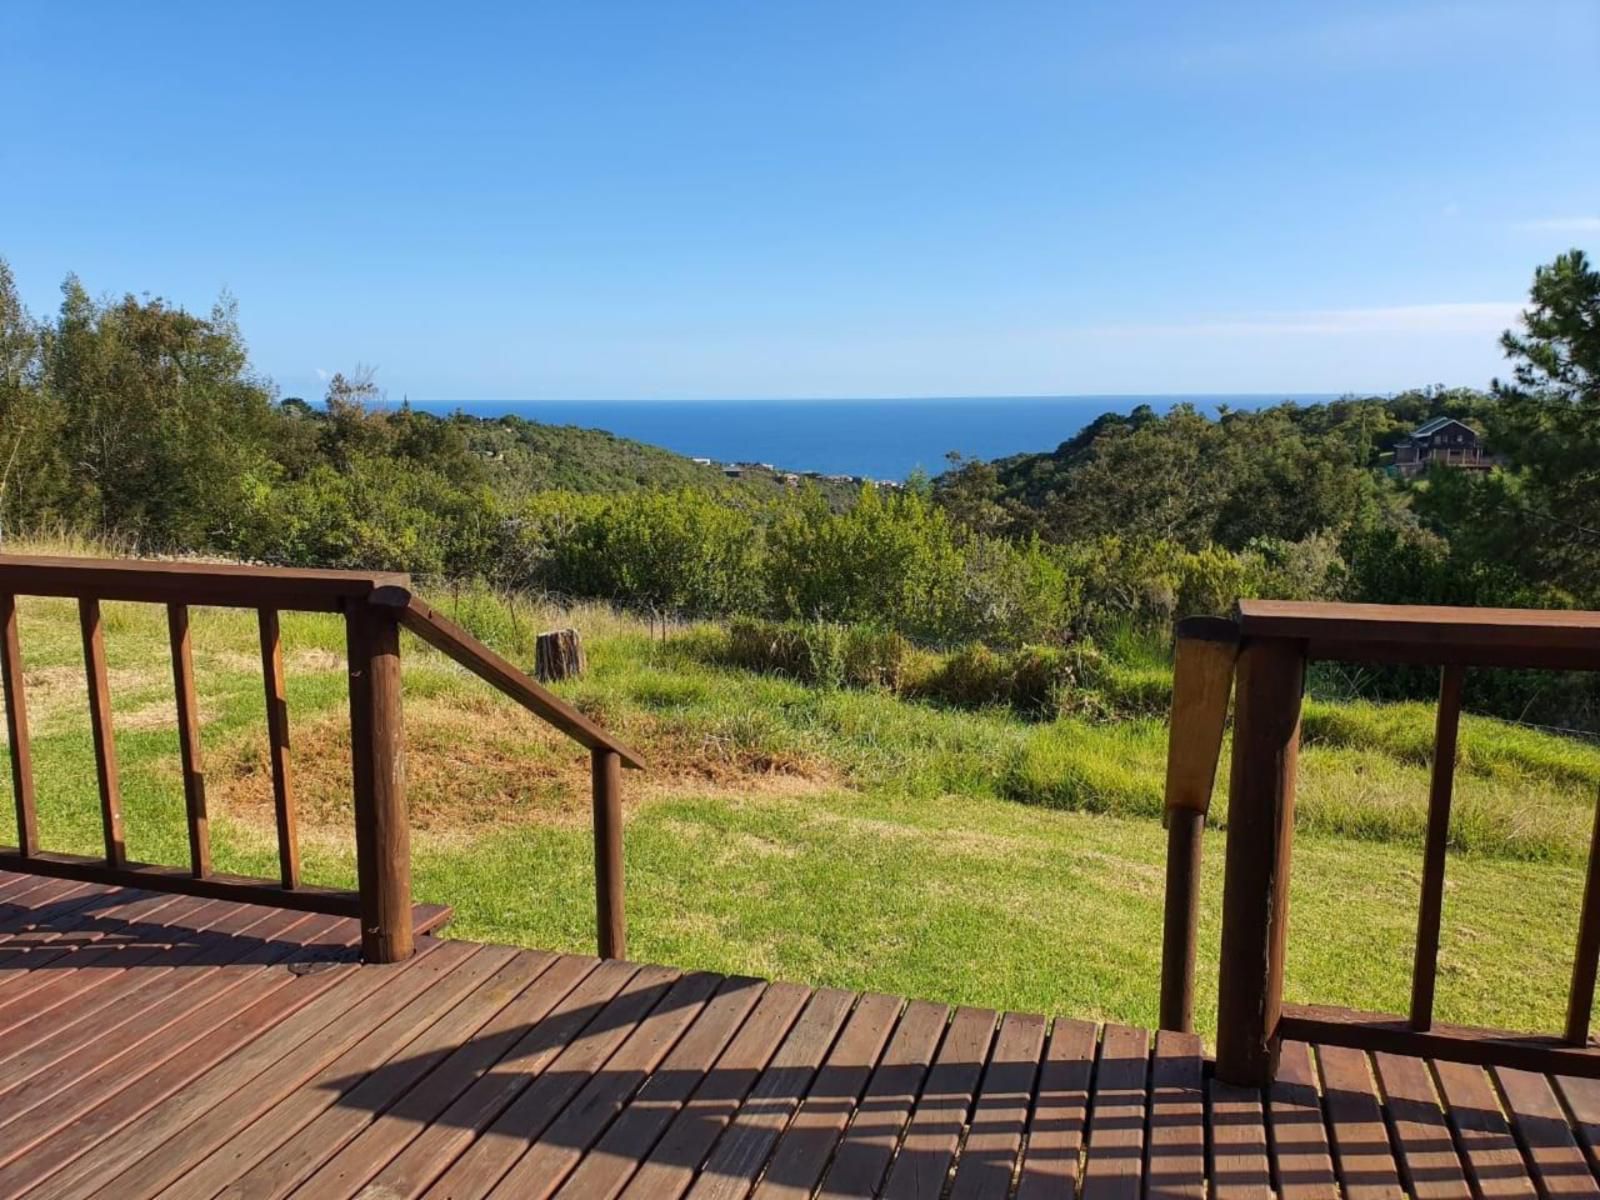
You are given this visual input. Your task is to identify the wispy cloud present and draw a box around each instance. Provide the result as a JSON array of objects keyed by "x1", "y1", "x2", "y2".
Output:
[
  {"x1": 1081, "y1": 302, "x2": 1521, "y2": 340},
  {"x1": 1514, "y1": 216, "x2": 1600, "y2": 233}
]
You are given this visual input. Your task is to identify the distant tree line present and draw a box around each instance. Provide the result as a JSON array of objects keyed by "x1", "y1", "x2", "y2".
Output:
[{"x1": 2, "y1": 250, "x2": 1597, "y2": 718}]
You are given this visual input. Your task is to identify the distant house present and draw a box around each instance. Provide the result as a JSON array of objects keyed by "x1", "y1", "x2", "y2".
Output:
[
  {"x1": 1392, "y1": 417, "x2": 1492, "y2": 478},
  {"x1": 721, "y1": 466, "x2": 743, "y2": 478},
  {"x1": 691, "y1": 457, "x2": 712, "y2": 466}
]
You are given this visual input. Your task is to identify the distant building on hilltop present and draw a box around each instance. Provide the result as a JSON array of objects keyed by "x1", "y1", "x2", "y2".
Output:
[{"x1": 1392, "y1": 417, "x2": 1493, "y2": 478}]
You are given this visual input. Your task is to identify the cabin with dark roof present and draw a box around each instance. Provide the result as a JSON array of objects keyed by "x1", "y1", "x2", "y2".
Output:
[{"x1": 1392, "y1": 416, "x2": 1491, "y2": 477}]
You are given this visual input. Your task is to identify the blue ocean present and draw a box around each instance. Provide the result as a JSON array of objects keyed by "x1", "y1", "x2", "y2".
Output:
[{"x1": 393, "y1": 395, "x2": 1340, "y2": 481}]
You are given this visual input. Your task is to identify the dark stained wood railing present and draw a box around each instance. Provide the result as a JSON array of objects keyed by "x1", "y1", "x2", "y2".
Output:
[
  {"x1": 1160, "y1": 598, "x2": 1600, "y2": 1084},
  {"x1": 0, "y1": 554, "x2": 643, "y2": 964}
]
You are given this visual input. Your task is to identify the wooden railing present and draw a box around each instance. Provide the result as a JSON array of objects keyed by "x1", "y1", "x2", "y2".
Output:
[
  {"x1": 0, "y1": 555, "x2": 643, "y2": 964},
  {"x1": 1159, "y1": 598, "x2": 1600, "y2": 1084}
]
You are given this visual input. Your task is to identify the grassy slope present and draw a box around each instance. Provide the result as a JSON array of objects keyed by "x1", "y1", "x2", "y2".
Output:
[{"x1": 0, "y1": 561, "x2": 1592, "y2": 1038}]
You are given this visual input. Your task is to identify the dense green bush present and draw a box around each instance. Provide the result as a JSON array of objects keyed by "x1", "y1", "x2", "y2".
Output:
[{"x1": 723, "y1": 618, "x2": 919, "y2": 690}]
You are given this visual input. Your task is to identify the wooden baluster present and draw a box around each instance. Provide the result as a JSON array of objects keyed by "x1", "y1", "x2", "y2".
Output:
[
  {"x1": 1159, "y1": 617, "x2": 1239, "y2": 1034},
  {"x1": 592, "y1": 746, "x2": 626, "y2": 959},
  {"x1": 1214, "y1": 636, "x2": 1305, "y2": 1086},
  {"x1": 346, "y1": 604, "x2": 412, "y2": 963},
  {"x1": 259, "y1": 609, "x2": 300, "y2": 889},
  {"x1": 79, "y1": 598, "x2": 126, "y2": 867},
  {"x1": 1410, "y1": 665, "x2": 1465, "y2": 1031},
  {"x1": 167, "y1": 604, "x2": 211, "y2": 877},
  {"x1": 0, "y1": 594, "x2": 38, "y2": 856},
  {"x1": 1567, "y1": 791, "x2": 1600, "y2": 1045}
]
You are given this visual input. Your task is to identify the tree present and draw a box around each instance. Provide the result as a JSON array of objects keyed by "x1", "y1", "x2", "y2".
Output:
[
  {"x1": 0, "y1": 259, "x2": 57, "y2": 545},
  {"x1": 41, "y1": 279, "x2": 280, "y2": 546},
  {"x1": 1482, "y1": 250, "x2": 1600, "y2": 595}
]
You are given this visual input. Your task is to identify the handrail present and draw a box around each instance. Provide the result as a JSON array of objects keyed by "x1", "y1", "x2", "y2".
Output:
[
  {"x1": 0, "y1": 554, "x2": 640, "y2": 964},
  {"x1": 0, "y1": 554, "x2": 406, "y2": 611},
  {"x1": 1162, "y1": 598, "x2": 1600, "y2": 1085},
  {"x1": 369, "y1": 586, "x2": 645, "y2": 769}
]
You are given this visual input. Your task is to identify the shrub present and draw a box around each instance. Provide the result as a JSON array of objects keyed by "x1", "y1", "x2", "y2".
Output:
[
  {"x1": 723, "y1": 617, "x2": 916, "y2": 690},
  {"x1": 911, "y1": 643, "x2": 1080, "y2": 718}
]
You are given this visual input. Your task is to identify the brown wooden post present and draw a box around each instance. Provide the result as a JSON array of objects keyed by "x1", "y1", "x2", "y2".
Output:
[
  {"x1": 167, "y1": 604, "x2": 212, "y2": 878},
  {"x1": 1411, "y1": 664, "x2": 1465, "y2": 1031},
  {"x1": 346, "y1": 604, "x2": 412, "y2": 963},
  {"x1": 1159, "y1": 617, "x2": 1239, "y2": 1034},
  {"x1": 0, "y1": 594, "x2": 38, "y2": 856},
  {"x1": 79, "y1": 598, "x2": 126, "y2": 867},
  {"x1": 1214, "y1": 636, "x2": 1305, "y2": 1086},
  {"x1": 592, "y1": 746, "x2": 626, "y2": 959},
  {"x1": 1567, "y1": 790, "x2": 1600, "y2": 1046},
  {"x1": 259, "y1": 609, "x2": 301, "y2": 889}
]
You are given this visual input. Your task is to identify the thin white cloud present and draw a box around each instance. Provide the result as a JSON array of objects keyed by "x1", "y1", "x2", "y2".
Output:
[
  {"x1": 1079, "y1": 302, "x2": 1522, "y2": 340},
  {"x1": 314, "y1": 367, "x2": 330, "y2": 382},
  {"x1": 1514, "y1": 217, "x2": 1600, "y2": 233}
]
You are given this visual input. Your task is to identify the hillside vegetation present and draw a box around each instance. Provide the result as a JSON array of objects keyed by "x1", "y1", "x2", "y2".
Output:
[
  {"x1": 1, "y1": 249, "x2": 1597, "y2": 1034},
  {"x1": 0, "y1": 535, "x2": 1592, "y2": 1034}
]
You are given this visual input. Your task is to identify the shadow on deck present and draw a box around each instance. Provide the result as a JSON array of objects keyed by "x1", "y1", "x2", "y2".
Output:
[{"x1": 2, "y1": 870, "x2": 1595, "y2": 1200}]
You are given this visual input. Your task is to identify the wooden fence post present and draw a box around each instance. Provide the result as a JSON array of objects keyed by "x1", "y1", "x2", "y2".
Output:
[
  {"x1": 1159, "y1": 617, "x2": 1239, "y2": 1034},
  {"x1": 592, "y1": 747, "x2": 626, "y2": 959},
  {"x1": 1214, "y1": 635, "x2": 1305, "y2": 1085},
  {"x1": 347, "y1": 604, "x2": 412, "y2": 963}
]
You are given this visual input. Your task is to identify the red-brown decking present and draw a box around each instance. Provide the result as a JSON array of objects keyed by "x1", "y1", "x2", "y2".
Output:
[{"x1": 1, "y1": 872, "x2": 1597, "y2": 1200}]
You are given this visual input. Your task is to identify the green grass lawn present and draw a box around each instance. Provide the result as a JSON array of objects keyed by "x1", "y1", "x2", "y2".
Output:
[{"x1": 1, "y1": 559, "x2": 1594, "y2": 1043}]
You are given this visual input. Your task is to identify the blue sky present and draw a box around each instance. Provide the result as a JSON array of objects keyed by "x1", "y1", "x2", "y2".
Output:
[{"x1": 2, "y1": 1, "x2": 1596, "y2": 400}]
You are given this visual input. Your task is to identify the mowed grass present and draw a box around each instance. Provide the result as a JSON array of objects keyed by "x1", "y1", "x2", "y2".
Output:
[{"x1": 0, "y1": 561, "x2": 1595, "y2": 1040}]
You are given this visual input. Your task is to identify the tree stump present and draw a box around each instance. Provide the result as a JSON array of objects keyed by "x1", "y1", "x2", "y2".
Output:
[{"x1": 534, "y1": 629, "x2": 585, "y2": 682}]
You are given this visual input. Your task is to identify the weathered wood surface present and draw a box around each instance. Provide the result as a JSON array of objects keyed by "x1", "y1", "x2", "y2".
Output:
[
  {"x1": 535, "y1": 627, "x2": 586, "y2": 682},
  {"x1": 4, "y1": 873, "x2": 1599, "y2": 1198}
]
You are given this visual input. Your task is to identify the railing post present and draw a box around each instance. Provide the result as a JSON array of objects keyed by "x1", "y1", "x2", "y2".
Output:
[
  {"x1": 0, "y1": 594, "x2": 38, "y2": 857},
  {"x1": 1215, "y1": 635, "x2": 1305, "y2": 1086},
  {"x1": 1411, "y1": 664, "x2": 1464, "y2": 1031},
  {"x1": 347, "y1": 603, "x2": 412, "y2": 963},
  {"x1": 1159, "y1": 617, "x2": 1239, "y2": 1034},
  {"x1": 592, "y1": 746, "x2": 626, "y2": 959},
  {"x1": 1567, "y1": 790, "x2": 1600, "y2": 1045}
]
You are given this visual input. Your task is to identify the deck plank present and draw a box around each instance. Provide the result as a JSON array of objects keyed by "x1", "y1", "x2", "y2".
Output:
[
  {"x1": 6, "y1": 876, "x2": 1600, "y2": 1199},
  {"x1": 138, "y1": 939, "x2": 491, "y2": 1200},
  {"x1": 1146, "y1": 1028, "x2": 1206, "y2": 1200},
  {"x1": 52, "y1": 938, "x2": 457, "y2": 1200},
  {"x1": 1210, "y1": 1077, "x2": 1272, "y2": 1199},
  {"x1": 288, "y1": 948, "x2": 564, "y2": 1199},
  {"x1": 551, "y1": 976, "x2": 769, "y2": 1200},
  {"x1": 0, "y1": 923, "x2": 358, "y2": 1197},
  {"x1": 1495, "y1": 1066, "x2": 1600, "y2": 1198},
  {"x1": 1083, "y1": 1022, "x2": 1150, "y2": 1200},
  {"x1": 0, "y1": 903, "x2": 314, "y2": 1112},
  {"x1": 1317, "y1": 1043, "x2": 1406, "y2": 1199},
  {"x1": 345, "y1": 954, "x2": 620, "y2": 1200},
  {"x1": 487, "y1": 970, "x2": 727, "y2": 1200},
  {"x1": 1269, "y1": 1039, "x2": 1339, "y2": 1200},
  {"x1": 420, "y1": 963, "x2": 682, "y2": 1200},
  {"x1": 0, "y1": 910, "x2": 338, "y2": 1161},
  {"x1": 616, "y1": 981, "x2": 812, "y2": 1200},
  {"x1": 1433, "y1": 1058, "x2": 1537, "y2": 1199},
  {"x1": 1373, "y1": 1050, "x2": 1471, "y2": 1199},
  {"x1": 0, "y1": 891, "x2": 200, "y2": 1026},
  {"x1": 879, "y1": 1005, "x2": 997, "y2": 1200},
  {"x1": 684, "y1": 987, "x2": 857, "y2": 1200},
  {"x1": 1014, "y1": 1017, "x2": 1097, "y2": 1200},
  {"x1": 177, "y1": 943, "x2": 528, "y2": 1200},
  {"x1": 724, "y1": 991, "x2": 901, "y2": 1200},
  {"x1": 947, "y1": 1010, "x2": 1047, "y2": 1200},
  {"x1": 1557, "y1": 1074, "x2": 1600, "y2": 1176},
  {"x1": 816, "y1": 999, "x2": 950, "y2": 1200}
]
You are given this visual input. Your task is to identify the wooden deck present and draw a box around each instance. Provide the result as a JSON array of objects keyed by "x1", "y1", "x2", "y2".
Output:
[{"x1": 2, "y1": 873, "x2": 1598, "y2": 1200}]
